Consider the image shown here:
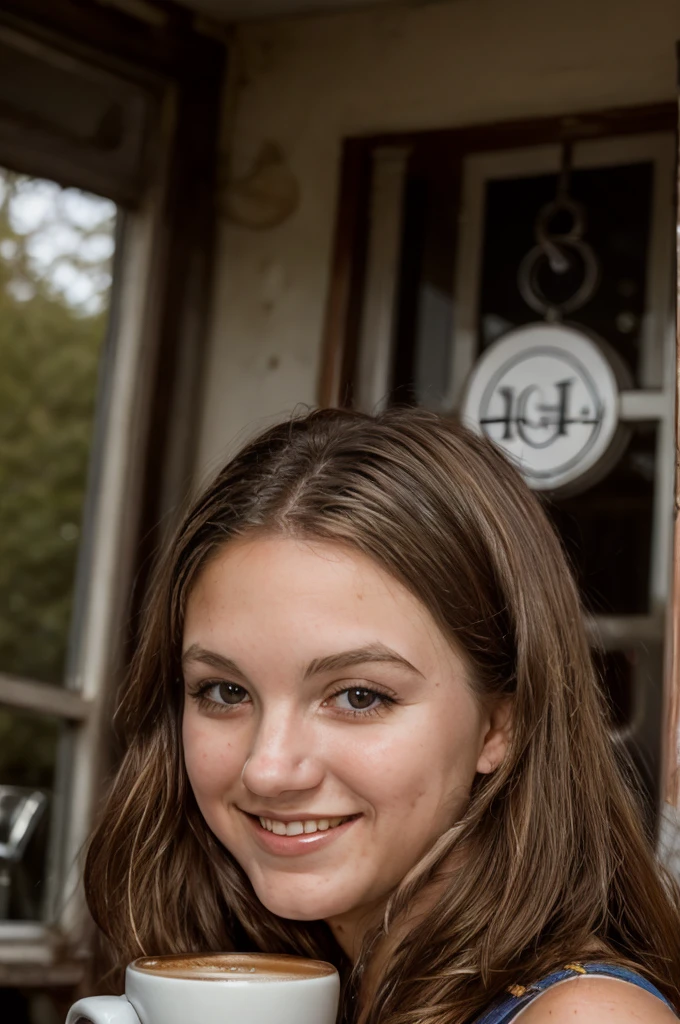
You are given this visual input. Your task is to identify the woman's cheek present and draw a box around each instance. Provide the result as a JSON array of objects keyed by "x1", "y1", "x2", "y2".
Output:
[{"x1": 183, "y1": 715, "x2": 239, "y2": 795}]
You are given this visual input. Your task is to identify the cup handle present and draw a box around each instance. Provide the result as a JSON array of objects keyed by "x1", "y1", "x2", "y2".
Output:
[{"x1": 66, "y1": 995, "x2": 141, "y2": 1024}]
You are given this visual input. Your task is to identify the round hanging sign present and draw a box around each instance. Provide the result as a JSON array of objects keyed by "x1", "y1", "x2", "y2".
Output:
[{"x1": 460, "y1": 323, "x2": 625, "y2": 493}]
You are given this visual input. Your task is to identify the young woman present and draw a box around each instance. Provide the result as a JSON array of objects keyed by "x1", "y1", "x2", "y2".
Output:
[{"x1": 85, "y1": 407, "x2": 680, "y2": 1023}]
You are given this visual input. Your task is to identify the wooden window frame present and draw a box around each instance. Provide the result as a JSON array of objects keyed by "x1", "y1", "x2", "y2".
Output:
[
  {"x1": 0, "y1": 0, "x2": 225, "y2": 989},
  {"x1": 319, "y1": 103, "x2": 677, "y2": 407}
]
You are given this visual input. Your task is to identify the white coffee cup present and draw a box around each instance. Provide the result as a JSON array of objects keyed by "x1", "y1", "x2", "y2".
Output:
[{"x1": 66, "y1": 952, "x2": 340, "y2": 1024}]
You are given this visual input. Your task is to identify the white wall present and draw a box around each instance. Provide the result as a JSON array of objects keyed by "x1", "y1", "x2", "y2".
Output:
[{"x1": 195, "y1": 0, "x2": 680, "y2": 480}]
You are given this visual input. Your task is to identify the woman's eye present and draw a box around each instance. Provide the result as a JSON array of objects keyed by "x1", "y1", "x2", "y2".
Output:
[
  {"x1": 205, "y1": 682, "x2": 250, "y2": 706},
  {"x1": 330, "y1": 688, "x2": 384, "y2": 712}
]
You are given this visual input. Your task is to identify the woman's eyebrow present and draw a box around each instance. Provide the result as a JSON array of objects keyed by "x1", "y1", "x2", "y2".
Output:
[
  {"x1": 182, "y1": 644, "x2": 246, "y2": 679},
  {"x1": 304, "y1": 643, "x2": 424, "y2": 679},
  {"x1": 182, "y1": 642, "x2": 424, "y2": 680}
]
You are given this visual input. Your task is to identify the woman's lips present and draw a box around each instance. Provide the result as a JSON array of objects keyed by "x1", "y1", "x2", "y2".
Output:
[{"x1": 241, "y1": 811, "x2": 361, "y2": 857}]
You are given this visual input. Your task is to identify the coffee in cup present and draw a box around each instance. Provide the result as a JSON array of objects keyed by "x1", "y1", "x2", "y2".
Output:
[{"x1": 66, "y1": 952, "x2": 340, "y2": 1024}]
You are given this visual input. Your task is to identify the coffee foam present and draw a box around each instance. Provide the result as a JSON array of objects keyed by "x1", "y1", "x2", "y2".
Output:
[{"x1": 132, "y1": 953, "x2": 336, "y2": 982}]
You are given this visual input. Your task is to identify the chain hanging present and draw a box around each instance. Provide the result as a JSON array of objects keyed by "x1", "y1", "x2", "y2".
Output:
[{"x1": 517, "y1": 142, "x2": 600, "y2": 322}]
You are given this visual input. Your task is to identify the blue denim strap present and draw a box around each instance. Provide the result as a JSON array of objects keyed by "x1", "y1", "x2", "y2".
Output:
[{"x1": 474, "y1": 962, "x2": 677, "y2": 1023}]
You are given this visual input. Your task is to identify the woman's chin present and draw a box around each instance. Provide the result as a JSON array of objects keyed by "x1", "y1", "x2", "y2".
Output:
[{"x1": 254, "y1": 883, "x2": 355, "y2": 923}]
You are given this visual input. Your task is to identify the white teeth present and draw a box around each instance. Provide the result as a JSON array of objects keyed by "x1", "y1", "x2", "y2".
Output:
[{"x1": 257, "y1": 815, "x2": 351, "y2": 835}]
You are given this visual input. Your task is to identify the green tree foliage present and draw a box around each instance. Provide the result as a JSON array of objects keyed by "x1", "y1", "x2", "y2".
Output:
[{"x1": 0, "y1": 169, "x2": 114, "y2": 788}]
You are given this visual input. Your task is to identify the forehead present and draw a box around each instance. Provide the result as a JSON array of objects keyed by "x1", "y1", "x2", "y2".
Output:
[
  {"x1": 187, "y1": 534, "x2": 426, "y2": 628},
  {"x1": 183, "y1": 535, "x2": 463, "y2": 677}
]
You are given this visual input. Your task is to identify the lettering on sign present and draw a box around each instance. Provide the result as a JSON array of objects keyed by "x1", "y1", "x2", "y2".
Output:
[
  {"x1": 482, "y1": 375, "x2": 602, "y2": 447},
  {"x1": 461, "y1": 324, "x2": 624, "y2": 493}
]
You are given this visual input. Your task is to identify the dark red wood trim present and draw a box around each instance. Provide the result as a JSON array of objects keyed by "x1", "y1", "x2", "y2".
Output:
[
  {"x1": 353, "y1": 102, "x2": 677, "y2": 153},
  {"x1": 663, "y1": 91, "x2": 680, "y2": 808},
  {"x1": 318, "y1": 138, "x2": 371, "y2": 407}
]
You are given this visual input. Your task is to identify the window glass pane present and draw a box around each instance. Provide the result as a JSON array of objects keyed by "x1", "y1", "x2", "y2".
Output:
[
  {"x1": 592, "y1": 648, "x2": 635, "y2": 730},
  {"x1": 544, "y1": 424, "x2": 656, "y2": 615},
  {"x1": 478, "y1": 163, "x2": 654, "y2": 386},
  {"x1": 0, "y1": 705, "x2": 63, "y2": 921},
  {"x1": 0, "y1": 168, "x2": 116, "y2": 685}
]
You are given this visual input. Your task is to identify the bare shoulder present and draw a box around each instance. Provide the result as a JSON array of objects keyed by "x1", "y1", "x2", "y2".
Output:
[{"x1": 515, "y1": 976, "x2": 678, "y2": 1023}]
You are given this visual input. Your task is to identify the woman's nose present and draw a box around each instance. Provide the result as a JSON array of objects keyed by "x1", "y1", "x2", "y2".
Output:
[{"x1": 241, "y1": 712, "x2": 324, "y2": 798}]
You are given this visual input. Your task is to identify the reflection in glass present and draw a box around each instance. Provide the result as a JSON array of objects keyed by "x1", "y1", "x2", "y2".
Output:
[
  {"x1": 0, "y1": 788, "x2": 48, "y2": 919},
  {"x1": 0, "y1": 705, "x2": 61, "y2": 920},
  {"x1": 0, "y1": 169, "x2": 116, "y2": 684}
]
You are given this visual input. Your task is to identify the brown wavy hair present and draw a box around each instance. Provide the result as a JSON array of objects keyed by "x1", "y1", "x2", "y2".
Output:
[{"x1": 85, "y1": 407, "x2": 680, "y2": 1021}]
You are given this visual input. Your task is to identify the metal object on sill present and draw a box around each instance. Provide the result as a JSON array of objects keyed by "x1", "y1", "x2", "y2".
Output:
[{"x1": 0, "y1": 786, "x2": 48, "y2": 919}]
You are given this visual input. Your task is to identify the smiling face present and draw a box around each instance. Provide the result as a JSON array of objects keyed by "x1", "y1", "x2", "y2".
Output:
[{"x1": 182, "y1": 535, "x2": 509, "y2": 953}]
